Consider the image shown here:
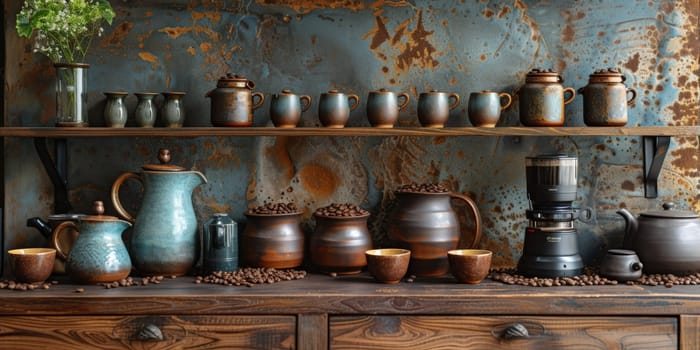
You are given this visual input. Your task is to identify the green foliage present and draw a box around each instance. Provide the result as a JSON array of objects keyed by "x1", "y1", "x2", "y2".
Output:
[{"x1": 16, "y1": 0, "x2": 115, "y2": 63}]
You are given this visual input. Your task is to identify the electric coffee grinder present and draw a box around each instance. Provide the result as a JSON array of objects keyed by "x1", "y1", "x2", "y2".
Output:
[{"x1": 517, "y1": 154, "x2": 584, "y2": 277}]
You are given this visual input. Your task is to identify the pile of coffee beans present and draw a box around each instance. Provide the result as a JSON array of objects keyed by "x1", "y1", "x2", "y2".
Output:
[
  {"x1": 247, "y1": 202, "x2": 299, "y2": 215},
  {"x1": 490, "y1": 268, "x2": 619, "y2": 287},
  {"x1": 99, "y1": 275, "x2": 175, "y2": 289},
  {"x1": 396, "y1": 183, "x2": 449, "y2": 193},
  {"x1": 314, "y1": 203, "x2": 369, "y2": 217},
  {"x1": 0, "y1": 279, "x2": 57, "y2": 291},
  {"x1": 632, "y1": 273, "x2": 700, "y2": 288},
  {"x1": 195, "y1": 267, "x2": 306, "y2": 287}
]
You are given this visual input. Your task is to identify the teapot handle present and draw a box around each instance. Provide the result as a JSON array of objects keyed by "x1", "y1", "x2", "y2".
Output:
[
  {"x1": 251, "y1": 92, "x2": 265, "y2": 111},
  {"x1": 110, "y1": 172, "x2": 142, "y2": 223},
  {"x1": 450, "y1": 193, "x2": 482, "y2": 249},
  {"x1": 52, "y1": 221, "x2": 79, "y2": 260}
]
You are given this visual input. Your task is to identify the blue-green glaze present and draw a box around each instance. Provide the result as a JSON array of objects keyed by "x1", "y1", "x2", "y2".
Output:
[
  {"x1": 127, "y1": 170, "x2": 207, "y2": 276},
  {"x1": 65, "y1": 218, "x2": 132, "y2": 284}
]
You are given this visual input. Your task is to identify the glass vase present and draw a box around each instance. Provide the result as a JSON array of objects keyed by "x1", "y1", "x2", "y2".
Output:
[{"x1": 54, "y1": 63, "x2": 90, "y2": 127}]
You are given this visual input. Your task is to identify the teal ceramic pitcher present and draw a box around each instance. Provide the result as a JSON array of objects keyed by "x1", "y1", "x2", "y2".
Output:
[
  {"x1": 54, "y1": 201, "x2": 132, "y2": 284},
  {"x1": 111, "y1": 148, "x2": 207, "y2": 276}
]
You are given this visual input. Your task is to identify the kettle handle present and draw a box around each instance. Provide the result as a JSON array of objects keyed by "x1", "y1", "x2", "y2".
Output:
[
  {"x1": 52, "y1": 221, "x2": 79, "y2": 260},
  {"x1": 111, "y1": 172, "x2": 142, "y2": 223},
  {"x1": 450, "y1": 193, "x2": 482, "y2": 249}
]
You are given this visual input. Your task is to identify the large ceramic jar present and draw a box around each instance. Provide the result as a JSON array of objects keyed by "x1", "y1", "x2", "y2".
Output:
[
  {"x1": 53, "y1": 201, "x2": 132, "y2": 284},
  {"x1": 518, "y1": 68, "x2": 575, "y2": 126},
  {"x1": 387, "y1": 184, "x2": 482, "y2": 277},
  {"x1": 111, "y1": 148, "x2": 207, "y2": 276},
  {"x1": 240, "y1": 211, "x2": 305, "y2": 269},
  {"x1": 578, "y1": 68, "x2": 637, "y2": 126},
  {"x1": 310, "y1": 204, "x2": 372, "y2": 274}
]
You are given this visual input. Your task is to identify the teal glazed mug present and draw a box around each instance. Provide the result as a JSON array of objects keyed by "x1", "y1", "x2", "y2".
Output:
[
  {"x1": 318, "y1": 89, "x2": 360, "y2": 128},
  {"x1": 417, "y1": 90, "x2": 460, "y2": 128},
  {"x1": 366, "y1": 88, "x2": 410, "y2": 128},
  {"x1": 270, "y1": 89, "x2": 312, "y2": 128},
  {"x1": 468, "y1": 91, "x2": 512, "y2": 127}
]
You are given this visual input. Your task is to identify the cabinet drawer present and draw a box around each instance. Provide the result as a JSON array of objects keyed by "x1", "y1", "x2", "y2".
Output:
[
  {"x1": 0, "y1": 315, "x2": 295, "y2": 349},
  {"x1": 330, "y1": 316, "x2": 677, "y2": 349}
]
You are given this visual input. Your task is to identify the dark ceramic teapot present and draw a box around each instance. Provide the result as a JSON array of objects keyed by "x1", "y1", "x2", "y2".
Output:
[{"x1": 618, "y1": 203, "x2": 700, "y2": 274}]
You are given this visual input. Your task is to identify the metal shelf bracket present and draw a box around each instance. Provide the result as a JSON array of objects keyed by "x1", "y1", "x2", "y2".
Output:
[
  {"x1": 33, "y1": 137, "x2": 72, "y2": 213},
  {"x1": 643, "y1": 136, "x2": 671, "y2": 198}
]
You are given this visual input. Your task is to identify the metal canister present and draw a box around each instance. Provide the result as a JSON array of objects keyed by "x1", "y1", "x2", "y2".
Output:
[
  {"x1": 578, "y1": 68, "x2": 637, "y2": 126},
  {"x1": 517, "y1": 68, "x2": 576, "y2": 126},
  {"x1": 202, "y1": 213, "x2": 238, "y2": 274}
]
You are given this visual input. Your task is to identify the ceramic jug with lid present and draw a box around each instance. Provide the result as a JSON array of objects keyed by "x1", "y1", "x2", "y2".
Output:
[
  {"x1": 517, "y1": 68, "x2": 576, "y2": 126},
  {"x1": 387, "y1": 185, "x2": 482, "y2": 277},
  {"x1": 111, "y1": 148, "x2": 207, "y2": 276},
  {"x1": 53, "y1": 201, "x2": 132, "y2": 284},
  {"x1": 578, "y1": 68, "x2": 637, "y2": 126},
  {"x1": 206, "y1": 73, "x2": 265, "y2": 127}
]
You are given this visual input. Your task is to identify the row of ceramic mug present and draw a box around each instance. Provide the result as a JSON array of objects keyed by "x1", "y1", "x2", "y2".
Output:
[{"x1": 102, "y1": 91, "x2": 187, "y2": 128}]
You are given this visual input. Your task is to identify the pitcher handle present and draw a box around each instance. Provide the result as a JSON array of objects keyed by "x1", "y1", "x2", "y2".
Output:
[
  {"x1": 111, "y1": 172, "x2": 142, "y2": 223},
  {"x1": 251, "y1": 92, "x2": 265, "y2": 110},
  {"x1": 300, "y1": 95, "x2": 312, "y2": 112},
  {"x1": 397, "y1": 92, "x2": 411, "y2": 111},
  {"x1": 52, "y1": 221, "x2": 79, "y2": 260},
  {"x1": 448, "y1": 93, "x2": 461, "y2": 111},
  {"x1": 563, "y1": 87, "x2": 576, "y2": 105},
  {"x1": 499, "y1": 92, "x2": 513, "y2": 110},
  {"x1": 626, "y1": 88, "x2": 637, "y2": 106},
  {"x1": 348, "y1": 94, "x2": 360, "y2": 111},
  {"x1": 450, "y1": 193, "x2": 482, "y2": 249}
]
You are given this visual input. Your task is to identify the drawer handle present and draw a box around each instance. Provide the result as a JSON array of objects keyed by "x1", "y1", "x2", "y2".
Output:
[
  {"x1": 491, "y1": 321, "x2": 545, "y2": 341},
  {"x1": 137, "y1": 324, "x2": 164, "y2": 341}
]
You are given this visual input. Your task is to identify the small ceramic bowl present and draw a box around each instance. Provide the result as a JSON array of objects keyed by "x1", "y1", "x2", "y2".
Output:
[
  {"x1": 8, "y1": 248, "x2": 56, "y2": 284},
  {"x1": 448, "y1": 249, "x2": 492, "y2": 284},
  {"x1": 365, "y1": 248, "x2": 411, "y2": 284}
]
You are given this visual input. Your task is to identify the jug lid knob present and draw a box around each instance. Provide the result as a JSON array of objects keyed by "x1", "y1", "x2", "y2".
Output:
[
  {"x1": 93, "y1": 201, "x2": 105, "y2": 216},
  {"x1": 142, "y1": 148, "x2": 186, "y2": 172}
]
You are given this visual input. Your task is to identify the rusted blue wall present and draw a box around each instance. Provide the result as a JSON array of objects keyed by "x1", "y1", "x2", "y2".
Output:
[{"x1": 4, "y1": 0, "x2": 699, "y2": 272}]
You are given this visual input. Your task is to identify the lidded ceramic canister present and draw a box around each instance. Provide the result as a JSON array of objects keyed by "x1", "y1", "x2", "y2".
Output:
[
  {"x1": 518, "y1": 69, "x2": 576, "y2": 126},
  {"x1": 53, "y1": 201, "x2": 132, "y2": 284},
  {"x1": 206, "y1": 73, "x2": 265, "y2": 127},
  {"x1": 270, "y1": 89, "x2": 312, "y2": 128},
  {"x1": 578, "y1": 68, "x2": 637, "y2": 126}
]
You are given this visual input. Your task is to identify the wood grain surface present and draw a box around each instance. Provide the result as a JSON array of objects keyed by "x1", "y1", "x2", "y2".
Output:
[
  {"x1": 0, "y1": 315, "x2": 295, "y2": 350},
  {"x1": 330, "y1": 316, "x2": 677, "y2": 349}
]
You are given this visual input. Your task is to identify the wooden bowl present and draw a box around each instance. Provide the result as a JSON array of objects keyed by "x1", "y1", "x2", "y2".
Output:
[
  {"x1": 8, "y1": 248, "x2": 56, "y2": 284},
  {"x1": 365, "y1": 248, "x2": 411, "y2": 284}
]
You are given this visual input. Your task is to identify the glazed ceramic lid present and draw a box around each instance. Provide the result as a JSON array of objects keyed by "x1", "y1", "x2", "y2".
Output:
[
  {"x1": 80, "y1": 201, "x2": 126, "y2": 222},
  {"x1": 142, "y1": 148, "x2": 186, "y2": 172},
  {"x1": 216, "y1": 73, "x2": 255, "y2": 89},
  {"x1": 640, "y1": 203, "x2": 698, "y2": 219},
  {"x1": 525, "y1": 68, "x2": 563, "y2": 83},
  {"x1": 589, "y1": 68, "x2": 626, "y2": 83}
]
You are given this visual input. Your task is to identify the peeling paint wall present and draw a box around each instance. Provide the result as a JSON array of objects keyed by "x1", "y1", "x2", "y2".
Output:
[{"x1": 3, "y1": 0, "x2": 699, "y2": 272}]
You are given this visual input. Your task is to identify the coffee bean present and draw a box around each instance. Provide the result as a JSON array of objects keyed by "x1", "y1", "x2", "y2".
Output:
[
  {"x1": 314, "y1": 203, "x2": 369, "y2": 217},
  {"x1": 0, "y1": 279, "x2": 57, "y2": 292},
  {"x1": 196, "y1": 267, "x2": 306, "y2": 287},
  {"x1": 396, "y1": 183, "x2": 449, "y2": 194},
  {"x1": 247, "y1": 202, "x2": 300, "y2": 215}
]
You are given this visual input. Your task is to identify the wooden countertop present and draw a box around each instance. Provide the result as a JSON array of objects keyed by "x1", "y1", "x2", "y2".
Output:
[{"x1": 1, "y1": 273, "x2": 699, "y2": 316}]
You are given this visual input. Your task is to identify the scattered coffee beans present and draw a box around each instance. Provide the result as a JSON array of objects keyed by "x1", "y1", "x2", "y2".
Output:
[
  {"x1": 99, "y1": 275, "x2": 174, "y2": 289},
  {"x1": 0, "y1": 279, "x2": 55, "y2": 291},
  {"x1": 247, "y1": 202, "x2": 299, "y2": 215},
  {"x1": 314, "y1": 203, "x2": 369, "y2": 217},
  {"x1": 489, "y1": 268, "x2": 618, "y2": 287},
  {"x1": 196, "y1": 267, "x2": 306, "y2": 287},
  {"x1": 631, "y1": 272, "x2": 700, "y2": 288},
  {"x1": 396, "y1": 183, "x2": 449, "y2": 193}
]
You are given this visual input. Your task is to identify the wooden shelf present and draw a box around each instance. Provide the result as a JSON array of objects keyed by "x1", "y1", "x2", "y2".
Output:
[{"x1": 0, "y1": 126, "x2": 698, "y2": 138}]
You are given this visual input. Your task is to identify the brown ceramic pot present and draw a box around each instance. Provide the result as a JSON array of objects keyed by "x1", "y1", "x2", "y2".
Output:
[
  {"x1": 310, "y1": 213, "x2": 372, "y2": 274},
  {"x1": 240, "y1": 212, "x2": 305, "y2": 269},
  {"x1": 387, "y1": 191, "x2": 482, "y2": 277}
]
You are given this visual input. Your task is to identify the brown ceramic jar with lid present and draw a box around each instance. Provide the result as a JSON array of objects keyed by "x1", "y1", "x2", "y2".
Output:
[
  {"x1": 517, "y1": 68, "x2": 576, "y2": 126},
  {"x1": 578, "y1": 68, "x2": 637, "y2": 126},
  {"x1": 206, "y1": 73, "x2": 265, "y2": 127}
]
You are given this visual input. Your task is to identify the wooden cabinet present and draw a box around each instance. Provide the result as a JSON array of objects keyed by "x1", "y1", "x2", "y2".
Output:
[
  {"x1": 0, "y1": 315, "x2": 296, "y2": 349},
  {"x1": 330, "y1": 316, "x2": 677, "y2": 349}
]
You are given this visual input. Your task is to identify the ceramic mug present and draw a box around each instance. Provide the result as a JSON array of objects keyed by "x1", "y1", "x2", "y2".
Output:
[
  {"x1": 270, "y1": 89, "x2": 312, "y2": 128},
  {"x1": 417, "y1": 90, "x2": 460, "y2": 128},
  {"x1": 468, "y1": 91, "x2": 512, "y2": 127},
  {"x1": 366, "y1": 88, "x2": 410, "y2": 128},
  {"x1": 318, "y1": 89, "x2": 359, "y2": 128}
]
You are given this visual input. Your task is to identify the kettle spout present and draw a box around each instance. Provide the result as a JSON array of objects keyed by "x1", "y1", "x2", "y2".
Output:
[
  {"x1": 616, "y1": 208, "x2": 638, "y2": 250},
  {"x1": 26, "y1": 217, "x2": 53, "y2": 240}
]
